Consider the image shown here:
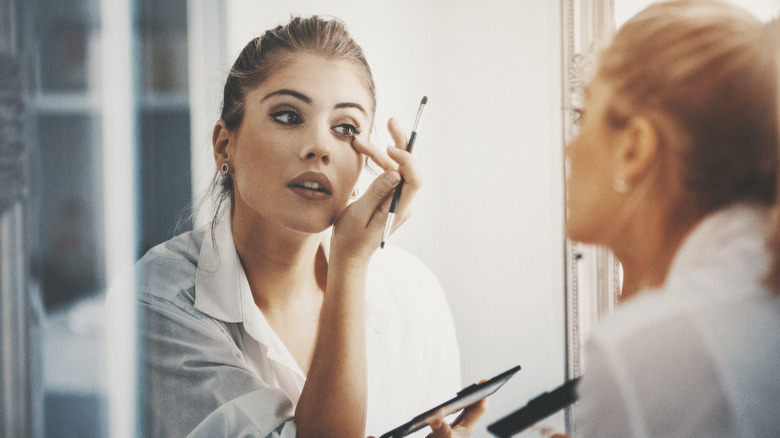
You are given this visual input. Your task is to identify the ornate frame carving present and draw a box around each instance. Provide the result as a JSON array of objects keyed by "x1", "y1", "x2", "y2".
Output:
[{"x1": 561, "y1": 0, "x2": 619, "y2": 429}]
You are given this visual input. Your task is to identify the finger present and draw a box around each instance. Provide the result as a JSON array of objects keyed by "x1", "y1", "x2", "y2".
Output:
[
  {"x1": 386, "y1": 146, "x2": 422, "y2": 188},
  {"x1": 452, "y1": 399, "x2": 488, "y2": 431},
  {"x1": 387, "y1": 117, "x2": 409, "y2": 151},
  {"x1": 383, "y1": 146, "x2": 422, "y2": 231},
  {"x1": 352, "y1": 136, "x2": 396, "y2": 170},
  {"x1": 348, "y1": 170, "x2": 401, "y2": 229},
  {"x1": 426, "y1": 416, "x2": 452, "y2": 438}
]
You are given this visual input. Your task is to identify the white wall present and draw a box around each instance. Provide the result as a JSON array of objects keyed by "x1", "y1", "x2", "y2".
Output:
[{"x1": 201, "y1": 1, "x2": 567, "y2": 435}]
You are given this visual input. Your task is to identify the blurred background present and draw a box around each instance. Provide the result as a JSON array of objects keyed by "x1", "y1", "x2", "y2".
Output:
[{"x1": 2, "y1": 0, "x2": 190, "y2": 436}]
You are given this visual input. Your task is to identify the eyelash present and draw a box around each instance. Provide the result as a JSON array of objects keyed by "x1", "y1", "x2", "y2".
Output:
[
  {"x1": 270, "y1": 110, "x2": 303, "y2": 125},
  {"x1": 333, "y1": 123, "x2": 361, "y2": 138},
  {"x1": 269, "y1": 110, "x2": 361, "y2": 138}
]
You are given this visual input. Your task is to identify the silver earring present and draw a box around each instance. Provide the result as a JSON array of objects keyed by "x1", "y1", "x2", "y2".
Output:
[
  {"x1": 613, "y1": 173, "x2": 628, "y2": 193},
  {"x1": 220, "y1": 162, "x2": 230, "y2": 176}
]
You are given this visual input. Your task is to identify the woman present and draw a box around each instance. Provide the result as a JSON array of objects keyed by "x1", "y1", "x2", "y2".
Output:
[
  {"x1": 134, "y1": 16, "x2": 484, "y2": 438},
  {"x1": 565, "y1": 1, "x2": 780, "y2": 436}
]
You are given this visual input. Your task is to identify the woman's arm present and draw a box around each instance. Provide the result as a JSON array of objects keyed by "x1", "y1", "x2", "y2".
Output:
[{"x1": 296, "y1": 119, "x2": 419, "y2": 438}]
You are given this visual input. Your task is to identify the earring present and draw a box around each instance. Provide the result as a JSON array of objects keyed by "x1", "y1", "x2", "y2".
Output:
[
  {"x1": 351, "y1": 187, "x2": 360, "y2": 200},
  {"x1": 613, "y1": 173, "x2": 629, "y2": 193},
  {"x1": 220, "y1": 162, "x2": 230, "y2": 176}
]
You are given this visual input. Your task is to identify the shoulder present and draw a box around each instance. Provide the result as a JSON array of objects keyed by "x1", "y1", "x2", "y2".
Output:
[
  {"x1": 591, "y1": 291, "x2": 678, "y2": 340},
  {"x1": 580, "y1": 293, "x2": 717, "y2": 436},
  {"x1": 583, "y1": 287, "x2": 780, "y2": 436},
  {"x1": 134, "y1": 229, "x2": 206, "y2": 303},
  {"x1": 364, "y1": 244, "x2": 457, "y2": 341},
  {"x1": 367, "y1": 244, "x2": 445, "y2": 305}
]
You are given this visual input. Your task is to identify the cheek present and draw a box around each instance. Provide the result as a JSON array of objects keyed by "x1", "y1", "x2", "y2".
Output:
[
  {"x1": 564, "y1": 137, "x2": 589, "y2": 189},
  {"x1": 343, "y1": 147, "x2": 364, "y2": 180},
  {"x1": 564, "y1": 137, "x2": 603, "y2": 240},
  {"x1": 232, "y1": 138, "x2": 285, "y2": 200}
]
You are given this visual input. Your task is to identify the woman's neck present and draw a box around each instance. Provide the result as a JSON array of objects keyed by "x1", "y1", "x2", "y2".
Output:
[
  {"x1": 230, "y1": 213, "x2": 329, "y2": 311},
  {"x1": 611, "y1": 204, "x2": 701, "y2": 301}
]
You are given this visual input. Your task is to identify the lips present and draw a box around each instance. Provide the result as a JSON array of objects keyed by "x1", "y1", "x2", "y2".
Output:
[{"x1": 288, "y1": 171, "x2": 334, "y2": 198}]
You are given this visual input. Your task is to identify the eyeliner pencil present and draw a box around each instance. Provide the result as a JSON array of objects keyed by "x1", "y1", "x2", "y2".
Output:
[{"x1": 381, "y1": 96, "x2": 428, "y2": 249}]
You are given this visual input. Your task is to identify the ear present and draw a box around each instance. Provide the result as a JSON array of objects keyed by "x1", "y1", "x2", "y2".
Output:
[
  {"x1": 614, "y1": 116, "x2": 659, "y2": 186},
  {"x1": 212, "y1": 119, "x2": 232, "y2": 164}
]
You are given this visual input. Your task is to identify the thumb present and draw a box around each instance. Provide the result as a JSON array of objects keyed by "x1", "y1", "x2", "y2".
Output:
[
  {"x1": 337, "y1": 170, "x2": 401, "y2": 233},
  {"x1": 360, "y1": 170, "x2": 401, "y2": 206}
]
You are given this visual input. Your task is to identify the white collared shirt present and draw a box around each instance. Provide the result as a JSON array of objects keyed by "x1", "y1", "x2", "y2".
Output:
[
  {"x1": 135, "y1": 220, "x2": 461, "y2": 437},
  {"x1": 574, "y1": 205, "x2": 780, "y2": 437}
]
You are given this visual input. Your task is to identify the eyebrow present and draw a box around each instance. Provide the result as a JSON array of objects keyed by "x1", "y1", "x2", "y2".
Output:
[
  {"x1": 262, "y1": 89, "x2": 311, "y2": 103},
  {"x1": 262, "y1": 89, "x2": 368, "y2": 117},
  {"x1": 335, "y1": 102, "x2": 368, "y2": 117}
]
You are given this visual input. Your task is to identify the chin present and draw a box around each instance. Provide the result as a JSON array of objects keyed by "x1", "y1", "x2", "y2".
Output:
[
  {"x1": 288, "y1": 213, "x2": 337, "y2": 235},
  {"x1": 291, "y1": 221, "x2": 331, "y2": 235},
  {"x1": 564, "y1": 220, "x2": 595, "y2": 245}
]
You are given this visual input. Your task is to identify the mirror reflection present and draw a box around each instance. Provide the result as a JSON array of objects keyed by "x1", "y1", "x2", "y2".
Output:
[
  {"x1": 7, "y1": 0, "x2": 565, "y2": 435},
  {"x1": 8, "y1": 0, "x2": 777, "y2": 437}
]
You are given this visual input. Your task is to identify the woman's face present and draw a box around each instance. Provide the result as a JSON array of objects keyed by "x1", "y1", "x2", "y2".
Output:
[
  {"x1": 226, "y1": 53, "x2": 373, "y2": 234},
  {"x1": 564, "y1": 75, "x2": 625, "y2": 244}
]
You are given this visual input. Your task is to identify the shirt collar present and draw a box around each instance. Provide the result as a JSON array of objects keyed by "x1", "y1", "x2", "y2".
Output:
[
  {"x1": 193, "y1": 218, "x2": 392, "y2": 334},
  {"x1": 194, "y1": 219, "x2": 244, "y2": 323},
  {"x1": 664, "y1": 203, "x2": 770, "y2": 294}
]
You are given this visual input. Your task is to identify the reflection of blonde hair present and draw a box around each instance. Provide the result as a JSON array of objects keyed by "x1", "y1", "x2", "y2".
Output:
[{"x1": 598, "y1": 0, "x2": 778, "y2": 216}]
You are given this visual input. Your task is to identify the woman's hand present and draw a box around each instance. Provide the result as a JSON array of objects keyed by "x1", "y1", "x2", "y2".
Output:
[
  {"x1": 300, "y1": 118, "x2": 422, "y2": 437},
  {"x1": 364, "y1": 399, "x2": 487, "y2": 438},
  {"x1": 426, "y1": 399, "x2": 489, "y2": 438},
  {"x1": 532, "y1": 425, "x2": 571, "y2": 438},
  {"x1": 353, "y1": 117, "x2": 423, "y2": 235},
  {"x1": 330, "y1": 117, "x2": 423, "y2": 262}
]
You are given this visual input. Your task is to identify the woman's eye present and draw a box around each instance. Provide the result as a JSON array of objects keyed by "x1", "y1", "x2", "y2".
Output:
[
  {"x1": 333, "y1": 124, "x2": 360, "y2": 137},
  {"x1": 270, "y1": 110, "x2": 303, "y2": 125}
]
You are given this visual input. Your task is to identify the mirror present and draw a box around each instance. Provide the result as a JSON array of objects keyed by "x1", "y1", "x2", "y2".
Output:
[
  {"x1": 197, "y1": 0, "x2": 568, "y2": 432},
  {"x1": 6, "y1": 0, "x2": 572, "y2": 435},
  {"x1": 561, "y1": 0, "x2": 618, "y2": 390}
]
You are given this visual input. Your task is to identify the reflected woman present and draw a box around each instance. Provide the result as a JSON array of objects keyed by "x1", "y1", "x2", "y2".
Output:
[
  {"x1": 565, "y1": 1, "x2": 780, "y2": 436},
  {"x1": 133, "y1": 16, "x2": 484, "y2": 438}
]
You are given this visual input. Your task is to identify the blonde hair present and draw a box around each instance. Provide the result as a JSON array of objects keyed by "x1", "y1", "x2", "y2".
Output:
[{"x1": 598, "y1": 0, "x2": 778, "y2": 216}]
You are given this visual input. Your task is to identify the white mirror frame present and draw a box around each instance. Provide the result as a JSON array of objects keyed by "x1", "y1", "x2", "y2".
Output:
[{"x1": 561, "y1": 0, "x2": 620, "y2": 428}]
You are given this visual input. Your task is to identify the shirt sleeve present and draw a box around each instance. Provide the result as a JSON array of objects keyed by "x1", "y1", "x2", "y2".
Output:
[
  {"x1": 188, "y1": 390, "x2": 297, "y2": 438},
  {"x1": 141, "y1": 291, "x2": 297, "y2": 438}
]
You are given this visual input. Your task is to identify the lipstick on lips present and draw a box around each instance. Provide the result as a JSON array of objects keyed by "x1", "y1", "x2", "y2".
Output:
[{"x1": 288, "y1": 171, "x2": 333, "y2": 201}]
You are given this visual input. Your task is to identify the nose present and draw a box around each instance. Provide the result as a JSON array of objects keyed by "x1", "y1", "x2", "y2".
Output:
[{"x1": 301, "y1": 124, "x2": 331, "y2": 164}]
